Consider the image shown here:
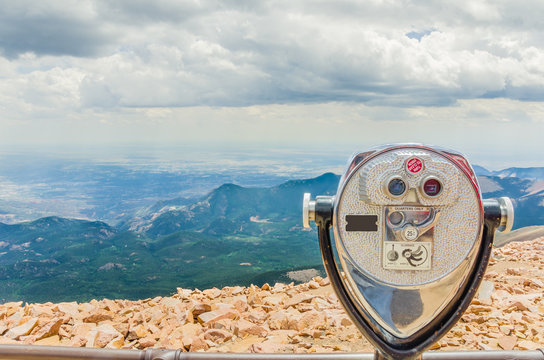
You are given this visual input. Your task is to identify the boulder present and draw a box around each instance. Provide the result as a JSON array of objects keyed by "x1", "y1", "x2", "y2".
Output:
[
  {"x1": 32, "y1": 317, "x2": 64, "y2": 341},
  {"x1": 5, "y1": 318, "x2": 39, "y2": 339},
  {"x1": 92, "y1": 324, "x2": 123, "y2": 348},
  {"x1": 236, "y1": 319, "x2": 268, "y2": 337},
  {"x1": 197, "y1": 309, "x2": 238, "y2": 326},
  {"x1": 138, "y1": 337, "x2": 157, "y2": 348},
  {"x1": 34, "y1": 335, "x2": 61, "y2": 346},
  {"x1": 190, "y1": 335, "x2": 209, "y2": 351},
  {"x1": 203, "y1": 328, "x2": 232, "y2": 344},
  {"x1": 82, "y1": 310, "x2": 113, "y2": 323}
]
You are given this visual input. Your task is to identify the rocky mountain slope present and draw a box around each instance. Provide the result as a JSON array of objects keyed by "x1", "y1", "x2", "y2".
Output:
[
  {"x1": 1, "y1": 171, "x2": 544, "y2": 303},
  {"x1": 1, "y1": 236, "x2": 542, "y2": 353}
]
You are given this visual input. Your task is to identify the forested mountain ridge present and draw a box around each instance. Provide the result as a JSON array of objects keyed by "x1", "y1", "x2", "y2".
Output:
[{"x1": 1, "y1": 170, "x2": 542, "y2": 303}]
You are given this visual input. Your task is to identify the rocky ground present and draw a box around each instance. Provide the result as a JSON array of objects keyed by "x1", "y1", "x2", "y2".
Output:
[{"x1": 0, "y1": 237, "x2": 543, "y2": 353}]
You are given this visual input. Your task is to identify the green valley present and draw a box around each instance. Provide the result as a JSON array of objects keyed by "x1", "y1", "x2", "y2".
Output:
[{"x1": 1, "y1": 171, "x2": 543, "y2": 303}]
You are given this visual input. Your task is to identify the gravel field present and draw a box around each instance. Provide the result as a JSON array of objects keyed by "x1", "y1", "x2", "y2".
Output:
[{"x1": 0, "y1": 236, "x2": 543, "y2": 353}]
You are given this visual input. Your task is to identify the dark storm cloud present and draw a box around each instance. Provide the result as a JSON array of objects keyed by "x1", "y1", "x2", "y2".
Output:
[
  {"x1": 0, "y1": 20, "x2": 109, "y2": 59},
  {"x1": 0, "y1": 0, "x2": 263, "y2": 58},
  {"x1": 0, "y1": 2, "x2": 111, "y2": 58},
  {"x1": 93, "y1": 0, "x2": 208, "y2": 24}
]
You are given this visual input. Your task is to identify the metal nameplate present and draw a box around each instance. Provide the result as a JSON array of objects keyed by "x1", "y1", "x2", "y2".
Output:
[{"x1": 383, "y1": 241, "x2": 432, "y2": 270}]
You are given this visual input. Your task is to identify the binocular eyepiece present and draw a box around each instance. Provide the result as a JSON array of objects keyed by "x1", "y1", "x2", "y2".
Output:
[{"x1": 303, "y1": 144, "x2": 513, "y2": 360}]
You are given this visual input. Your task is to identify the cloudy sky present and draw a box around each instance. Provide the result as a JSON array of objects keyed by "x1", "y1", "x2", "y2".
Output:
[{"x1": 0, "y1": 0, "x2": 543, "y2": 168}]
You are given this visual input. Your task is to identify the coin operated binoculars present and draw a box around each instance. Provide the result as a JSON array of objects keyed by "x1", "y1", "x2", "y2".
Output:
[{"x1": 303, "y1": 144, "x2": 514, "y2": 360}]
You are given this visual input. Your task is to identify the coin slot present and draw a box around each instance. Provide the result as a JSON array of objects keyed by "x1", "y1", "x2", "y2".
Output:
[
  {"x1": 388, "y1": 211, "x2": 404, "y2": 226},
  {"x1": 346, "y1": 215, "x2": 378, "y2": 232}
]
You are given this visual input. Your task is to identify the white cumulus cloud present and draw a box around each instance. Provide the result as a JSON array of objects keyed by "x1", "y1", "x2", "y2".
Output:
[{"x1": 0, "y1": 0, "x2": 543, "y2": 162}]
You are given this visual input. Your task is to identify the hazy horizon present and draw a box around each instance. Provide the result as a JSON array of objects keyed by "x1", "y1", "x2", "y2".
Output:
[{"x1": 0, "y1": 141, "x2": 541, "y2": 172}]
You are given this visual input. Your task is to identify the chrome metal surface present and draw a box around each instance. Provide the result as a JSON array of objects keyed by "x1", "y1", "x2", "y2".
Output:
[
  {"x1": 0, "y1": 345, "x2": 542, "y2": 360},
  {"x1": 303, "y1": 143, "x2": 515, "y2": 359},
  {"x1": 388, "y1": 207, "x2": 440, "y2": 242},
  {"x1": 497, "y1": 197, "x2": 514, "y2": 233},
  {"x1": 302, "y1": 193, "x2": 316, "y2": 228},
  {"x1": 331, "y1": 144, "x2": 484, "y2": 340}
]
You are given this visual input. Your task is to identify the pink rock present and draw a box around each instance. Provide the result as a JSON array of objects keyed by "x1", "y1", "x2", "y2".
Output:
[
  {"x1": 28, "y1": 304, "x2": 55, "y2": 318},
  {"x1": 0, "y1": 337, "x2": 20, "y2": 345},
  {"x1": 147, "y1": 307, "x2": 166, "y2": 325},
  {"x1": 34, "y1": 335, "x2": 61, "y2": 346},
  {"x1": 203, "y1": 328, "x2": 232, "y2": 344},
  {"x1": 197, "y1": 309, "x2": 238, "y2": 326},
  {"x1": 518, "y1": 340, "x2": 540, "y2": 350},
  {"x1": 58, "y1": 324, "x2": 72, "y2": 338},
  {"x1": 265, "y1": 329, "x2": 297, "y2": 344},
  {"x1": 159, "y1": 297, "x2": 183, "y2": 311},
  {"x1": 203, "y1": 288, "x2": 222, "y2": 299},
  {"x1": 267, "y1": 311, "x2": 289, "y2": 330},
  {"x1": 181, "y1": 323, "x2": 202, "y2": 338},
  {"x1": 102, "y1": 299, "x2": 121, "y2": 313},
  {"x1": 213, "y1": 302, "x2": 235, "y2": 311},
  {"x1": 5, "y1": 318, "x2": 38, "y2": 339},
  {"x1": 113, "y1": 322, "x2": 129, "y2": 338},
  {"x1": 69, "y1": 335, "x2": 88, "y2": 347},
  {"x1": 247, "y1": 309, "x2": 267, "y2": 324},
  {"x1": 139, "y1": 337, "x2": 157, "y2": 348},
  {"x1": 93, "y1": 324, "x2": 123, "y2": 348},
  {"x1": 250, "y1": 342, "x2": 295, "y2": 353},
  {"x1": 146, "y1": 323, "x2": 161, "y2": 337},
  {"x1": 312, "y1": 297, "x2": 331, "y2": 311},
  {"x1": 284, "y1": 308, "x2": 302, "y2": 330},
  {"x1": 236, "y1": 319, "x2": 268, "y2": 337},
  {"x1": 177, "y1": 288, "x2": 192, "y2": 299},
  {"x1": 82, "y1": 311, "x2": 113, "y2": 323},
  {"x1": 506, "y1": 268, "x2": 522, "y2": 276},
  {"x1": 231, "y1": 286, "x2": 245, "y2": 295},
  {"x1": 263, "y1": 295, "x2": 285, "y2": 307},
  {"x1": 72, "y1": 323, "x2": 97, "y2": 338},
  {"x1": 190, "y1": 336, "x2": 209, "y2": 351},
  {"x1": 55, "y1": 302, "x2": 79, "y2": 317},
  {"x1": 296, "y1": 310, "x2": 326, "y2": 331},
  {"x1": 121, "y1": 340, "x2": 138, "y2": 349},
  {"x1": 498, "y1": 335, "x2": 517, "y2": 350},
  {"x1": 318, "y1": 277, "x2": 330, "y2": 286},
  {"x1": 5, "y1": 312, "x2": 23, "y2": 329},
  {"x1": 230, "y1": 297, "x2": 249, "y2": 313},
  {"x1": 105, "y1": 336, "x2": 125, "y2": 349},
  {"x1": 94, "y1": 331, "x2": 117, "y2": 348},
  {"x1": 284, "y1": 293, "x2": 313, "y2": 308},
  {"x1": 32, "y1": 317, "x2": 64, "y2": 341},
  {"x1": 190, "y1": 302, "x2": 212, "y2": 316},
  {"x1": 272, "y1": 283, "x2": 288, "y2": 293}
]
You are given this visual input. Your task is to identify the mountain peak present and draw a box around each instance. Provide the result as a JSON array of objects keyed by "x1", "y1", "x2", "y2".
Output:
[
  {"x1": 473, "y1": 165, "x2": 491, "y2": 176},
  {"x1": 215, "y1": 183, "x2": 244, "y2": 191},
  {"x1": 278, "y1": 172, "x2": 340, "y2": 189}
]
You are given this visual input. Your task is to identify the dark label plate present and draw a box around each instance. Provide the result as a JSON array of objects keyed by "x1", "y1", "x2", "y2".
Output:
[{"x1": 345, "y1": 215, "x2": 378, "y2": 232}]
